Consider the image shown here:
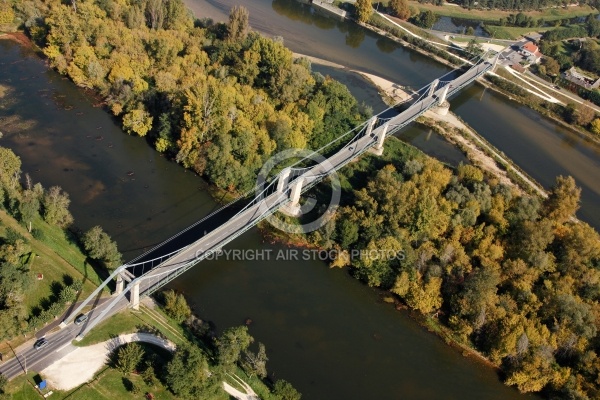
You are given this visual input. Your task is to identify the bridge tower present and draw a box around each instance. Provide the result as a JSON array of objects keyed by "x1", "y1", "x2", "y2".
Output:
[
  {"x1": 434, "y1": 84, "x2": 450, "y2": 116},
  {"x1": 427, "y1": 79, "x2": 439, "y2": 97},
  {"x1": 280, "y1": 177, "x2": 304, "y2": 217},
  {"x1": 369, "y1": 122, "x2": 389, "y2": 156}
]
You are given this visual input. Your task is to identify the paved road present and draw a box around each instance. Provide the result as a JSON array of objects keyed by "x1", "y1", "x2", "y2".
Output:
[{"x1": 0, "y1": 295, "x2": 121, "y2": 380}]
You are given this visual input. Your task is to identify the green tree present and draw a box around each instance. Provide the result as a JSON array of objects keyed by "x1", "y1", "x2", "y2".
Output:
[
  {"x1": 389, "y1": 0, "x2": 410, "y2": 20},
  {"x1": 18, "y1": 184, "x2": 43, "y2": 231},
  {"x1": 165, "y1": 344, "x2": 209, "y2": 397},
  {"x1": 542, "y1": 57, "x2": 560, "y2": 76},
  {"x1": 0, "y1": 373, "x2": 7, "y2": 394},
  {"x1": 115, "y1": 343, "x2": 145, "y2": 374},
  {"x1": 142, "y1": 363, "x2": 157, "y2": 387},
  {"x1": 162, "y1": 289, "x2": 191, "y2": 323},
  {"x1": 354, "y1": 0, "x2": 373, "y2": 23},
  {"x1": 216, "y1": 325, "x2": 254, "y2": 367},
  {"x1": 273, "y1": 379, "x2": 301, "y2": 400},
  {"x1": 82, "y1": 226, "x2": 122, "y2": 269},
  {"x1": 42, "y1": 186, "x2": 73, "y2": 228}
]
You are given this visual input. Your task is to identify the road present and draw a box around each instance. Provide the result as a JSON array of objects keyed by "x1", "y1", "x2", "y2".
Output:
[{"x1": 0, "y1": 296, "x2": 122, "y2": 380}]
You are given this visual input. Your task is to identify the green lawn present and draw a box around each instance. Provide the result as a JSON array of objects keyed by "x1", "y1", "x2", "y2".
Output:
[
  {"x1": 74, "y1": 310, "x2": 148, "y2": 347},
  {"x1": 408, "y1": 2, "x2": 597, "y2": 22}
]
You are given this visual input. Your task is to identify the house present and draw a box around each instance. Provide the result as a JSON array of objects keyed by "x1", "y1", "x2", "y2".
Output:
[
  {"x1": 562, "y1": 67, "x2": 600, "y2": 90},
  {"x1": 519, "y1": 41, "x2": 542, "y2": 64}
]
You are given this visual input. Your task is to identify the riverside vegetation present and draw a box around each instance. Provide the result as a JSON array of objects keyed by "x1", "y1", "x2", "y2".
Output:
[
  {"x1": 7, "y1": 0, "x2": 369, "y2": 192},
  {"x1": 2, "y1": 0, "x2": 599, "y2": 398},
  {"x1": 0, "y1": 146, "x2": 122, "y2": 340},
  {"x1": 277, "y1": 138, "x2": 600, "y2": 399}
]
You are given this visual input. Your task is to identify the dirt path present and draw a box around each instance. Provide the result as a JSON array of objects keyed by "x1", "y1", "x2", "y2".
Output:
[{"x1": 40, "y1": 333, "x2": 175, "y2": 391}]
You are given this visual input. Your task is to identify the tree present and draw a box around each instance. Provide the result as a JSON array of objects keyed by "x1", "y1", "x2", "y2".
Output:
[
  {"x1": 0, "y1": 147, "x2": 21, "y2": 198},
  {"x1": 165, "y1": 344, "x2": 209, "y2": 398},
  {"x1": 115, "y1": 343, "x2": 145, "y2": 374},
  {"x1": 162, "y1": 289, "x2": 191, "y2": 323},
  {"x1": 122, "y1": 109, "x2": 153, "y2": 136},
  {"x1": 411, "y1": 10, "x2": 437, "y2": 29},
  {"x1": 466, "y1": 39, "x2": 484, "y2": 57},
  {"x1": 590, "y1": 117, "x2": 600, "y2": 135},
  {"x1": 0, "y1": 373, "x2": 7, "y2": 394},
  {"x1": 82, "y1": 226, "x2": 122, "y2": 269},
  {"x1": 543, "y1": 57, "x2": 560, "y2": 76},
  {"x1": 18, "y1": 184, "x2": 43, "y2": 231},
  {"x1": 228, "y1": 5, "x2": 249, "y2": 42},
  {"x1": 42, "y1": 186, "x2": 73, "y2": 228},
  {"x1": 354, "y1": 0, "x2": 373, "y2": 23},
  {"x1": 142, "y1": 363, "x2": 157, "y2": 387},
  {"x1": 543, "y1": 176, "x2": 581, "y2": 224},
  {"x1": 273, "y1": 379, "x2": 301, "y2": 400},
  {"x1": 389, "y1": 0, "x2": 410, "y2": 20},
  {"x1": 242, "y1": 342, "x2": 268, "y2": 378},
  {"x1": 216, "y1": 326, "x2": 254, "y2": 367}
]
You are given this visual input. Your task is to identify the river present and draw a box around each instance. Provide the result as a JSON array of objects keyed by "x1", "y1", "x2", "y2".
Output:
[
  {"x1": 190, "y1": 0, "x2": 600, "y2": 231},
  {"x1": 0, "y1": 0, "x2": 590, "y2": 397}
]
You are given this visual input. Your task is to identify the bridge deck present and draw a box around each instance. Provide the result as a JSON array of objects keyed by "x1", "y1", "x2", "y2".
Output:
[{"x1": 74, "y1": 59, "x2": 493, "y2": 336}]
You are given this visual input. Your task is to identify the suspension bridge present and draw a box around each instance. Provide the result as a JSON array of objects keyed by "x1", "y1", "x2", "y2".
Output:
[
  {"x1": 59, "y1": 53, "x2": 496, "y2": 338},
  {"x1": 0, "y1": 54, "x2": 496, "y2": 382}
]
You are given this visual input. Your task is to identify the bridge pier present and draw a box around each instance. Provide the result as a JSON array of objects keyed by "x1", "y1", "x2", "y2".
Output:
[
  {"x1": 369, "y1": 122, "x2": 389, "y2": 156},
  {"x1": 130, "y1": 280, "x2": 140, "y2": 310},
  {"x1": 280, "y1": 177, "x2": 304, "y2": 217}
]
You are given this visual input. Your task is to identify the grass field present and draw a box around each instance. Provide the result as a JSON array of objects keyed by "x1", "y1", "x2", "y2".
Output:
[{"x1": 407, "y1": 2, "x2": 597, "y2": 22}]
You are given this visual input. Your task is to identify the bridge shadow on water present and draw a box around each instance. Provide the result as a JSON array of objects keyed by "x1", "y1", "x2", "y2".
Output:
[{"x1": 125, "y1": 200, "x2": 247, "y2": 277}]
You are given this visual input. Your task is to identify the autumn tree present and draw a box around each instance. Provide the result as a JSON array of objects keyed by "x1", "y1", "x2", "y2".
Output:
[
  {"x1": 355, "y1": 0, "x2": 373, "y2": 23},
  {"x1": 543, "y1": 176, "x2": 581, "y2": 224},
  {"x1": 228, "y1": 5, "x2": 249, "y2": 42},
  {"x1": 389, "y1": 0, "x2": 411, "y2": 20},
  {"x1": 42, "y1": 186, "x2": 73, "y2": 228}
]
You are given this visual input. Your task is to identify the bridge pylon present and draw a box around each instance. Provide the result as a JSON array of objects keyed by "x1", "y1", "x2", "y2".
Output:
[
  {"x1": 280, "y1": 177, "x2": 304, "y2": 217},
  {"x1": 427, "y1": 79, "x2": 439, "y2": 97},
  {"x1": 369, "y1": 122, "x2": 389, "y2": 156},
  {"x1": 130, "y1": 280, "x2": 140, "y2": 310},
  {"x1": 277, "y1": 167, "x2": 291, "y2": 193}
]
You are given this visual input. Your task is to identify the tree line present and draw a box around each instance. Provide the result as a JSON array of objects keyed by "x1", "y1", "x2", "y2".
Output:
[
  {"x1": 283, "y1": 140, "x2": 600, "y2": 398},
  {"x1": 0, "y1": 146, "x2": 121, "y2": 340},
  {"x1": 10, "y1": 0, "x2": 369, "y2": 193}
]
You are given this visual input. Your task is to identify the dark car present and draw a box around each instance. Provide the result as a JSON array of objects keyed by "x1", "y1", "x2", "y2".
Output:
[
  {"x1": 74, "y1": 314, "x2": 88, "y2": 326},
  {"x1": 34, "y1": 338, "x2": 49, "y2": 350}
]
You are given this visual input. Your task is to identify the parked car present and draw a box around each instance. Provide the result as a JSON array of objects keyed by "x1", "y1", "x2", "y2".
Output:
[
  {"x1": 74, "y1": 314, "x2": 88, "y2": 325},
  {"x1": 34, "y1": 338, "x2": 49, "y2": 350}
]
